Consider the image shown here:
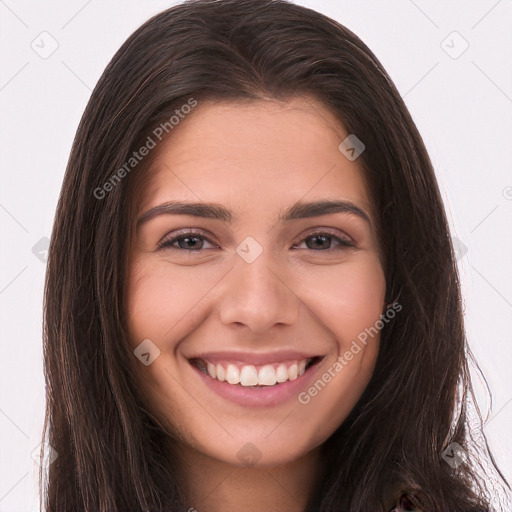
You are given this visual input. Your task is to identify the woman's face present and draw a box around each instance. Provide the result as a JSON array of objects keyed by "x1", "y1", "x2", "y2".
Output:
[{"x1": 126, "y1": 97, "x2": 386, "y2": 468}]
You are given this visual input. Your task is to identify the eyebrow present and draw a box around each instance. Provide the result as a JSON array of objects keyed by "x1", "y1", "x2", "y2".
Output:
[{"x1": 136, "y1": 199, "x2": 371, "y2": 227}]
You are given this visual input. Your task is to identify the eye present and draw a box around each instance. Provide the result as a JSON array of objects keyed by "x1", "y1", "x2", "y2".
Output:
[
  {"x1": 157, "y1": 230, "x2": 218, "y2": 252},
  {"x1": 157, "y1": 229, "x2": 354, "y2": 253},
  {"x1": 291, "y1": 230, "x2": 355, "y2": 251}
]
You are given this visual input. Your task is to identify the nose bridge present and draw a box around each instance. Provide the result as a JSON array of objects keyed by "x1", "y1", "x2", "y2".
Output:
[{"x1": 218, "y1": 244, "x2": 299, "y2": 331}]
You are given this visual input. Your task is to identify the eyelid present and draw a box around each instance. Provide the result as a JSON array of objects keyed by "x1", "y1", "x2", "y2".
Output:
[
  {"x1": 292, "y1": 226, "x2": 354, "y2": 246},
  {"x1": 157, "y1": 228, "x2": 218, "y2": 250},
  {"x1": 157, "y1": 226, "x2": 355, "y2": 252}
]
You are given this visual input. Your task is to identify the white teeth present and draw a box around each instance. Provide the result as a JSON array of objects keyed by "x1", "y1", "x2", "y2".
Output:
[
  {"x1": 226, "y1": 364, "x2": 240, "y2": 384},
  {"x1": 216, "y1": 363, "x2": 226, "y2": 382},
  {"x1": 207, "y1": 362, "x2": 216, "y2": 378},
  {"x1": 288, "y1": 363, "x2": 298, "y2": 381},
  {"x1": 258, "y1": 365, "x2": 277, "y2": 386},
  {"x1": 196, "y1": 358, "x2": 315, "y2": 386},
  {"x1": 240, "y1": 365, "x2": 259, "y2": 386},
  {"x1": 275, "y1": 364, "x2": 289, "y2": 383}
]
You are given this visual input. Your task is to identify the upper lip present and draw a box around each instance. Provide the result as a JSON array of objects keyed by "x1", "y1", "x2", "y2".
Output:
[{"x1": 188, "y1": 350, "x2": 322, "y2": 366}]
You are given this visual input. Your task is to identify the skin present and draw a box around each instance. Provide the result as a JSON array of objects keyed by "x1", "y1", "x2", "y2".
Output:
[{"x1": 126, "y1": 97, "x2": 386, "y2": 512}]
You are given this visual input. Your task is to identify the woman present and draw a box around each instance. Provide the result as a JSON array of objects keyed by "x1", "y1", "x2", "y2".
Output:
[{"x1": 40, "y1": 0, "x2": 510, "y2": 510}]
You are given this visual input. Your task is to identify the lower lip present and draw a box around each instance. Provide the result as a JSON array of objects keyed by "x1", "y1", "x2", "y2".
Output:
[{"x1": 190, "y1": 360, "x2": 323, "y2": 407}]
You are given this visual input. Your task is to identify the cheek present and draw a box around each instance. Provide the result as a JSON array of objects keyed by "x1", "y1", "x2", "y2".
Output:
[
  {"x1": 295, "y1": 274, "x2": 385, "y2": 446},
  {"x1": 336, "y1": 263, "x2": 386, "y2": 355},
  {"x1": 126, "y1": 266, "x2": 167, "y2": 344},
  {"x1": 126, "y1": 259, "x2": 217, "y2": 346},
  {"x1": 293, "y1": 254, "x2": 385, "y2": 415},
  {"x1": 299, "y1": 253, "x2": 386, "y2": 347},
  {"x1": 125, "y1": 260, "x2": 203, "y2": 425}
]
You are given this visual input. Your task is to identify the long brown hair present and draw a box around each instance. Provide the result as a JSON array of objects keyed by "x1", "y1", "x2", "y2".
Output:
[{"x1": 41, "y1": 0, "x2": 509, "y2": 510}]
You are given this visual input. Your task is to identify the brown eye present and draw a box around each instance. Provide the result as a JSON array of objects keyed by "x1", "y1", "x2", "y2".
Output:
[
  {"x1": 293, "y1": 231, "x2": 355, "y2": 251},
  {"x1": 157, "y1": 229, "x2": 354, "y2": 253},
  {"x1": 158, "y1": 231, "x2": 217, "y2": 251}
]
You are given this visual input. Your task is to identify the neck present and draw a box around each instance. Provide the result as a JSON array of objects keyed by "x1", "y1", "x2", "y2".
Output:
[{"x1": 173, "y1": 443, "x2": 323, "y2": 512}]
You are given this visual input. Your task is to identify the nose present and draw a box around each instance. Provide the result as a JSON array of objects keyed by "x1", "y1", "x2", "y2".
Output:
[{"x1": 218, "y1": 251, "x2": 300, "y2": 334}]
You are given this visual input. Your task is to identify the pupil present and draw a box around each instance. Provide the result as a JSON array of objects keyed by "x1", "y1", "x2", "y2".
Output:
[
  {"x1": 308, "y1": 235, "x2": 330, "y2": 250},
  {"x1": 181, "y1": 236, "x2": 201, "y2": 249}
]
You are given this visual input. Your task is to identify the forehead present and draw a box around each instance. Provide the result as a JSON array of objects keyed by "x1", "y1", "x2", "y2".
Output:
[{"x1": 137, "y1": 97, "x2": 373, "y2": 222}]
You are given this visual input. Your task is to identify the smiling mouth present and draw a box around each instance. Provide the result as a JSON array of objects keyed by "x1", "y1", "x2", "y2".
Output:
[{"x1": 189, "y1": 356, "x2": 323, "y2": 388}]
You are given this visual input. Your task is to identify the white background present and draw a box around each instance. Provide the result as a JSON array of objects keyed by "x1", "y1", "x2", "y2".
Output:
[{"x1": 0, "y1": 0, "x2": 511, "y2": 510}]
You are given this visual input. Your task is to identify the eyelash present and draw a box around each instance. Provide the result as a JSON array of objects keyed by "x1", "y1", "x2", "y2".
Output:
[{"x1": 157, "y1": 229, "x2": 355, "y2": 252}]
